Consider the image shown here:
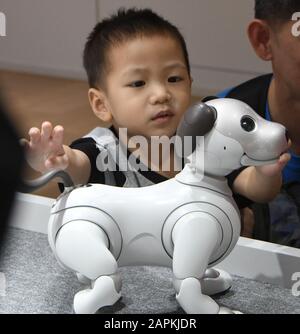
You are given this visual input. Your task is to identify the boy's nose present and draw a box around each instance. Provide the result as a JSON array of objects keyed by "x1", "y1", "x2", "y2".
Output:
[{"x1": 149, "y1": 85, "x2": 171, "y2": 104}]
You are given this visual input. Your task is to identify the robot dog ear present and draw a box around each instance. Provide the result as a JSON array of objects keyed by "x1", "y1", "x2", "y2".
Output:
[{"x1": 176, "y1": 102, "x2": 217, "y2": 155}]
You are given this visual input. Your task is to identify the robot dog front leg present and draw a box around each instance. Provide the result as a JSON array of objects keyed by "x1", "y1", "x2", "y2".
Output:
[
  {"x1": 172, "y1": 212, "x2": 224, "y2": 314},
  {"x1": 54, "y1": 220, "x2": 121, "y2": 314}
]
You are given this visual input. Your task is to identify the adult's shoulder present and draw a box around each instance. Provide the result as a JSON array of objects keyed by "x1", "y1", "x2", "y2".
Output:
[{"x1": 217, "y1": 74, "x2": 273, "y2": 118}]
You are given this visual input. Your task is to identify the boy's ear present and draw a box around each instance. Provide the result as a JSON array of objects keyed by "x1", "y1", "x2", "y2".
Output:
[
  {"x1": 247, "y1": 19, "x2": 273, "y2": 61},
  {"x1": 88, "y1": 88, "x2": 113, "y2": 123}
]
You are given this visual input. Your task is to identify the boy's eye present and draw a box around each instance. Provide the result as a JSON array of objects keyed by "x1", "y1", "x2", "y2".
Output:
[
  {"x1": 168, "y1": 76, "x2": 183, "y2": 83},
  {"x1": 128, "y1": 80, "x2": 145, "y2": 88}
]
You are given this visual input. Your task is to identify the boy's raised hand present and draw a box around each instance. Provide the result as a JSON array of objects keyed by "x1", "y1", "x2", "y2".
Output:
[
  {"x1": 21, "y1": 121, "x2": 69, "y2": 173},
  {"x1": 256, "y1": 151, "x2": 291, "y2": 177},
  {"x1": 256, "y1": 139, "x2": 292, "y2": 177}
]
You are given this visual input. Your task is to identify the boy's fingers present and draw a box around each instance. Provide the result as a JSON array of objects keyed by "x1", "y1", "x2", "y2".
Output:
[
  {"x1": 41, "y1": 121, "x2": 53, "y2": 142},
  {"x1": 52, "y1": 125, "x2": 65, "y2": 152},
  {"x1": 266, "y1": 154, "x2": 289, "y2": 173},
  {"x1": 53, "y1": 125, "x2": 64, "y2": 145},
  {"x1": 53, "y1": 125, "x2": 64, "y2": 137},
  {"x1": 19, "y1": 138, "x2": 29, "y2": 148},
  {"x1": 257, "y1": 152, "x2": 291, "y2": 177},
  {"x1": 28, "y1": 127, "x2": 41, "y2": 145},
  {"x1": 279, "y1": 152, "x2": 291, "y2": 166}
]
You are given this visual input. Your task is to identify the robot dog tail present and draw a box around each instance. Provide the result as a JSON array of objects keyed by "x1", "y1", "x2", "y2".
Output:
[{"x1": 18, "y1": 170, "x2": 74, "y2": 193}]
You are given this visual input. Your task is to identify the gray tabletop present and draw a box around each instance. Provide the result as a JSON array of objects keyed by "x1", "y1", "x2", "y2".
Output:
[{"x1": 0, "y1": 227, "x2": 299, "y2": 314}]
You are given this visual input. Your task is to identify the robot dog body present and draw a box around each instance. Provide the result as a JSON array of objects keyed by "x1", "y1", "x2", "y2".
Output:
[
  {"x1": 48, "y1": 98, "x2": 287, "y2": 314},
  {"x1": 49, "y1": 174, "x2": 239, "y2": 268}
]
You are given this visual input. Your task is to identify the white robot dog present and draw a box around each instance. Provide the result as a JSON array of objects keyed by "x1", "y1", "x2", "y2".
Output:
[{"x1": 23, "y1": 98, "x2": 288, "y2": 314}]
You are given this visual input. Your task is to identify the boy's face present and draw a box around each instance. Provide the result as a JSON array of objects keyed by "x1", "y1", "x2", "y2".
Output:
[
  {"x1": 270, "y1": 21, "x2": 300, "y2": 98},
  {"x1": 103, "y1": 35, "x2": 192, "y2": 139}
]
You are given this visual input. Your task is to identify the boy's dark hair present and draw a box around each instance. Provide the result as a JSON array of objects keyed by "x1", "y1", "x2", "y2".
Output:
[
  {"x1": 255, "y1": 0, "x2": 299, "y2": 23},
  {"x1": 83, "y1": 8, "x2": 190, "y2": 89}
]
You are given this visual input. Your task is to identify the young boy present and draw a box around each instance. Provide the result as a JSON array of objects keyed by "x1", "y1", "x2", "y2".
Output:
[
  {"x1": 22, "y1": 8, "x2": 288, "y2": 213},
  {"x1": 218, "y1": 0, "x2": 300, "y2": 246}
]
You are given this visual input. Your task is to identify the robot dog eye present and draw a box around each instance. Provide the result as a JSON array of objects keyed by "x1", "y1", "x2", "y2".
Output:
[{"x1": 240, "y1": 116, "x2": 256, "y2": 132}]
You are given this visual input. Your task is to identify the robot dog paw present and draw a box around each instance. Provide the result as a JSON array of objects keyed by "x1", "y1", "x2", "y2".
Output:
[
  {"x1": 73, "y1": 276, "x2": 121, "y2": 314},
  {"x1": 176, "y1": 277, "x2": 220, "y2": 314},
  {"x1": 218, "y1": 306, "x2": 243, "y2": 314},
  {"x1": 201, "y1": 268, "x2": 232, "y2": 296}
]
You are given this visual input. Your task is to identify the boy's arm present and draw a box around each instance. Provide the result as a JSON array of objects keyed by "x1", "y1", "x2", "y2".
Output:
[
  {"x1": 232, "y1": 152, "x2": 290, "y2": 203},
  {"x1": 21, "y1": 121, "x2": 91, "y2": 185},
  {"x1": 61, "y1": 146, "x2": 91, "y2": 185}
]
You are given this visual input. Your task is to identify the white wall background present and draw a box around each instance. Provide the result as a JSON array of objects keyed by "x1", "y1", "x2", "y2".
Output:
[
  {"x1": 0, "y1": 0, "x2": 97, "y2": 78},
  {"x1": 0, "y1": 0, "x2": 271, "y2": 94}
]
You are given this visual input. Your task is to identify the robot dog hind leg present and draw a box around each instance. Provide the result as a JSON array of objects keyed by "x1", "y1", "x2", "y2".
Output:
[
  {"x1": 172, "y1": 212, "x2": 224, "y2": 314},
  {"x1": 54, "y1": 220, "x2": 121, "y2": 314}
]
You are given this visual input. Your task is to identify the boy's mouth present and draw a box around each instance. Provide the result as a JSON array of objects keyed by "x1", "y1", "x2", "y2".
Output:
[{"x1": 151, "y1": 110, "x2": 174, "y2": 122}]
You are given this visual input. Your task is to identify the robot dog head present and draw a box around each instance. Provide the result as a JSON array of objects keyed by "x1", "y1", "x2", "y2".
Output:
[{"x1": 177, "y1": 98, "x2": 288, "y2": 176}]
